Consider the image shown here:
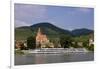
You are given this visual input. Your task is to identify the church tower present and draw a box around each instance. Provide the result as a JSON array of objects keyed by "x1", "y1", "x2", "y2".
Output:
[
  {"x1": 37, "y1": 28, "x2": 41, "y2": 35},
  {"x1": 36, "y1": 28, "x2": 48, "y2": 48},
  {"x1": 36, "y1": 28, "x2": 41, "y2": 48},
  {"x1": 35, "y1": 27, "x2": 54, "y2": 48}
]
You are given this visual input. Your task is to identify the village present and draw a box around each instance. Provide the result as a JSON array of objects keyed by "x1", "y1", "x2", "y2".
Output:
[{"x1": 15, "y1": 28, "x2": 94, "y2": 53}]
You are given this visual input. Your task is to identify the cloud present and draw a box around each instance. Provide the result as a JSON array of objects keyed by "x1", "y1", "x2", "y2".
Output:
[
  {"x1": 14, "y1": 4, "x2": 47, "y2": 24},
  {"x1": 14, "y1": 4, "x2": 93, "y2": 30},
  {"x1": 15, "y1": 20, "x2": 31, "y2": 27}
]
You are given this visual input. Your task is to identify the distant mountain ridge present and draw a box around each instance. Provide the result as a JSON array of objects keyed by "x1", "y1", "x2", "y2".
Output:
[
  {"x1": 15, "y1": 22, "x2": 93, "y2": 40},
  {"x1": 71, "y1": 28, "x2": 93, "y2": 36},
  {"x1": 30, "y1": 22, "x2": 71, "y2": 35}
]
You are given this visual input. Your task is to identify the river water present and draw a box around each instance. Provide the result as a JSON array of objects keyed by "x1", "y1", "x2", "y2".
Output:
[{"x1": 15, "y1": 52, "x2": 94, "y2": 65}]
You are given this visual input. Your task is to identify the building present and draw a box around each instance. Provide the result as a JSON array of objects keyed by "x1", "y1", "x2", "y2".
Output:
[
  {"x1": 89, "y1": 34, "x2": 94, "y2": 46},
  {"x1": 15, "y1": 40, "x2": 24, "y2": 50},
  {"x1": 36, "y1": 28, "x2": 54, "y2": 48},
  {"x1": 89, "y1": 38, "x2": 94, "y2": 46}
]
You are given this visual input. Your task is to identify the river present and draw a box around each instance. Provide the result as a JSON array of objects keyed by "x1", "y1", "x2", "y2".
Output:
[{"x1": 15, "y1": 52, "x2": 94, "y2": 65}]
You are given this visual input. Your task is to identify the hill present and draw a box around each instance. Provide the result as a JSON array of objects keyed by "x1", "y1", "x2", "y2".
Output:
[
  {"x1": 71, "y1": 28, "x2": 93, "y2": 36},
  {"x1": 15, "y1": 22, "x2": 93, "y2": 40}
]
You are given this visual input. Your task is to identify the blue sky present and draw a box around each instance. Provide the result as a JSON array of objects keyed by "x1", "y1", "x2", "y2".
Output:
[{"x1": 15, "y1": 3, "x2": 94, "y2": 30}]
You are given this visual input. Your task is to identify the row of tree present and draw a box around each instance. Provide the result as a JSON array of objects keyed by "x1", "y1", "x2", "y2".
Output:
[{"x1": 22, "y1": 35, "x2": 94, "y2": 51}]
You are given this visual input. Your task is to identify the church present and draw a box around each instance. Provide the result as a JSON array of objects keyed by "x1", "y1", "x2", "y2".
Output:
[{"x1": 36, "y1": 28, "x2": 54, "y2": 48}]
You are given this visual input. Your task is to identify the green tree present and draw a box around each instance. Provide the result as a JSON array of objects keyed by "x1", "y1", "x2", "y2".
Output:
[
  {"x1": 83, "y1": 41, "x2": 88, "y2": 48},
  {"x1": 88, "y1": 44, "x2": 94, "y2": 51},
  {"x1": 72, "y1": 41, "x2": 79, "y2": 48},
  {"x1": 60, "y1": 35, "x2": 72, "y2": 48},
  {"x1": 27, "y1": 36, "x2": 36, "y2": 49}
]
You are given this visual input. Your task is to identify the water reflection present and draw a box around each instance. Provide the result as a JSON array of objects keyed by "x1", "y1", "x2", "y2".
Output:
[{"x1": 15, "y1": 52, "x2": 94, "y2": 65}]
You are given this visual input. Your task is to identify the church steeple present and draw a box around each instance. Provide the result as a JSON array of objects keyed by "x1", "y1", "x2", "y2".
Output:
[
  {"x1": 36, "y1": 27, "x2": 54, "y2": 48},
  {"x1": 38, "y1": 28, "x2": 41, "y2": 33},
  {"x1": 37, "y1": 27, "x2": 41, "y2": 35}
]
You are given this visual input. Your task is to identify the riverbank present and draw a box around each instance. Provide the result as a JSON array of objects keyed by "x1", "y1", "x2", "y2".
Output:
[{"x1": 19, "y1": 48, "x2": 90, "y2": 54}]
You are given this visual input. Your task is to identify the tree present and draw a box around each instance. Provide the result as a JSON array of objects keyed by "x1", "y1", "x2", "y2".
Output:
[
  {"x1": 82, "y1": 41, "x2": 88, "y2": 48},
  {"x1": 72, "y1": 41, "x2": 78, "y2": 48},
  {"x1": 60, "y1": 35, "x2": 72, "y2": 48},
  {"x1": 27, "y1": 36, "x2": 36, "y2": 49},
  {"x1": 88, "y1": 44, "x2": 94, "y2": 51}
]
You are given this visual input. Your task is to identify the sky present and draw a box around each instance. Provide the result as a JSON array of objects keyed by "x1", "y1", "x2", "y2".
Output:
[{"x1": 14, "y1": 3, "x2": 94, "y2": 30}]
